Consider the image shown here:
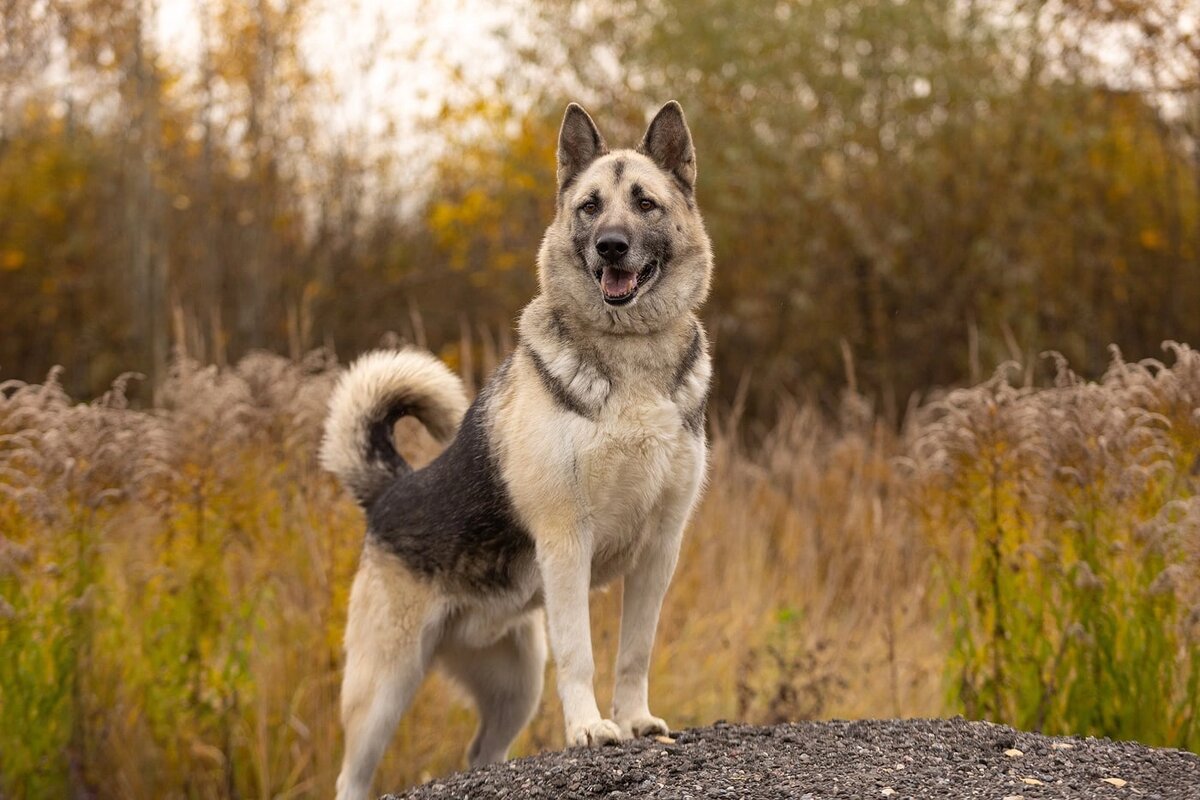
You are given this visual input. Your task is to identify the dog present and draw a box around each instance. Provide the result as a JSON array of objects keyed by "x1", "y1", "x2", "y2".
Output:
[{"x1": 321, "y1": 100, "x2": 713, "y2": 800}]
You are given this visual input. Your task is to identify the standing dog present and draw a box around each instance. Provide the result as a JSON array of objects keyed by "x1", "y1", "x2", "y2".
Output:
[{"x1": 321, "y1": 101, "x2": 713, "y2": 800}]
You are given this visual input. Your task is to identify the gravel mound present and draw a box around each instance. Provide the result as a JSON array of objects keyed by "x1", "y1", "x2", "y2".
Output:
[{"x1": 385, "y1": 718, "x2": 1200, "y2": 799}]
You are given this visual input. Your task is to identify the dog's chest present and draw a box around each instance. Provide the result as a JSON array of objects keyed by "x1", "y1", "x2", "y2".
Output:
[
  {"x1": 497, "y1": 311, "x2": 709, "y2": 582},
  {"x1": 581, "y1": 382, "x2": 694, "y2": 573},
  {"x1": 500, "y1": 346, "x2": 701, "y2": 519},
  {"x1": 580, "y1": 382, "x2": 682, "y2": 501}
]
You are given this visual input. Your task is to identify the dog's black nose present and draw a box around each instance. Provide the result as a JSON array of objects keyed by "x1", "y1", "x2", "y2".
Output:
[{"x1": 595, "y1": 231, "x2": 629, "y2": 263}]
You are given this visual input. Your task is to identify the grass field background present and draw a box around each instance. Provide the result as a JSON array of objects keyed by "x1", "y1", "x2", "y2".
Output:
[{"x1": 1, "y1": 338, "x2": 1198, "y2": 798}]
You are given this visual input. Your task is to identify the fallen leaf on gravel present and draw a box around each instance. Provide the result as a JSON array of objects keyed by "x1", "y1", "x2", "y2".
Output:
[
  {"x1": 1004, "y1": 748, "x2": 1024, "y2": 757},
  {"x1": 1102, "y1": 777, "x2": 1127, "y2": 787},
  {"x1": 1051, "y1": 742, "x2": 1074, "y2": 750},
  {"x1": 1022, "y1": 777, "x2": 1044, "y2": 786},
  {"x1": 654, "y1": 735, "x2": 676, "y2": 744}
]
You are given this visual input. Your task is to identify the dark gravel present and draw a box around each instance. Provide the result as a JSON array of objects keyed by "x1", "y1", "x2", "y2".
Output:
[{"x1": 384, "y1": 718, "x2": 1200, "y2": 799}]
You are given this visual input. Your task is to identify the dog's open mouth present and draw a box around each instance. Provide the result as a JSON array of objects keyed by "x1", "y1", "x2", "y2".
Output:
[{"x1": 595, "y1": 260, "x2": 659, "y2": 306}]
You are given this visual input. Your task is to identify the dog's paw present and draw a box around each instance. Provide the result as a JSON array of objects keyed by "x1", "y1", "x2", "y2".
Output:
[
  {"x1": 618, "y1": 715, "x2": 670, "y2": 740},
  {"x1": 566, "y1": 718, "x2": 622, "y2": 748}
]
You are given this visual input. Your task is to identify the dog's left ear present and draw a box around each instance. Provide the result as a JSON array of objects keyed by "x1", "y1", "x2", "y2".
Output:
[{"x1": 639, "y1": 100, "x2": 696, "y2": 193}]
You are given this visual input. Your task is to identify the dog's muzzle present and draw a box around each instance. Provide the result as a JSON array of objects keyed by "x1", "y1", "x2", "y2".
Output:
[{"x1": 594, "y1": 259, "x2": 660, "y2": 306}]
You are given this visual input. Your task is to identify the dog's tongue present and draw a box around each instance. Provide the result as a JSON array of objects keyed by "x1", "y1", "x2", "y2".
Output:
[{"x1": 602, "y1": 266, "x2": 638, "y2": 297}]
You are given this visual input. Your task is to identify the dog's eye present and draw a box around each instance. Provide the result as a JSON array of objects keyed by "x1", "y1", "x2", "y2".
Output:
[
  {"x1": 638, "y1": 198, "x2": 656, "y2": 212},
  {"x1": 581, "y1": 201, "x2": 598, "y2": 214}
]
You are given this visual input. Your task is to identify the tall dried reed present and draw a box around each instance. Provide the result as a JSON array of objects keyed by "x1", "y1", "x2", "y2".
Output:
[
  {"x1": 1, "y1": 339, "x2": 1195, "y2": 798},
  {"x1": 910, "y1": 343, "x2": 1200, "y2": 748}
]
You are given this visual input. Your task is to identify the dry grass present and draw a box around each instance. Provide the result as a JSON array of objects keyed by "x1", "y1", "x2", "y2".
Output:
[
  {"x1": 1, "y1": 341, "x2": 1196, "y2": 798},
  {"x1": 909, "y1": 345, "x2": 1200, "y2": 746}
]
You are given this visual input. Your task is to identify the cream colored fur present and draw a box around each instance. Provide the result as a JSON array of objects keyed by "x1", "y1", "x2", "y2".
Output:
[
  {"x1": 331, "y1": 101, "x2": 712, "y2": 800},
  {"x1": 320, "y1": 349, "x2": 468, "y2": 501},
  {"x1": 336, "y1": 547, "x2": 444, "y2": 800},
  {"x1": 494, "y1": 300, "x2": 708, "y2": 745}
]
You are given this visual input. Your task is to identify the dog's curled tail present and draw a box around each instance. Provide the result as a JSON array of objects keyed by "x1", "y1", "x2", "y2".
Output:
[{"x1": 320, "y1": 349, "x2": 468, "y2": 507}]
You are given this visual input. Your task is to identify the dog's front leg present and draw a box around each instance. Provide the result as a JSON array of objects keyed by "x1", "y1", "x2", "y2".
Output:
[
  {"x1": 610, "y1": 517, "x2": 681, "y2": 740},
  {"x1": 612, "y1": 451, "x2": 704, "y2": 740},
  {"x1": 537, "y1": 532, "x2": 622, "y2": 748}
]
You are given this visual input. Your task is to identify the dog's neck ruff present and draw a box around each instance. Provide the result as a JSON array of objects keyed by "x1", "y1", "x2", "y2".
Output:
[
  {"x1": 518, "y1": 296, "x2": 706, "y2": 426},
  {"x1": 554, "y1": 289, "x2": 695, "y2": 337}
]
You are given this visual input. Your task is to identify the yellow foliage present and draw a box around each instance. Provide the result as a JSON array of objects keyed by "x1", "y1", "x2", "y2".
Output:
[
  {"x1": 425, "y1": 101, "x2": 556, "y2": 293},
  {"x1": 0, "y1": 349, "x2": 941, "y2": 798},
  {"x1": 1, "y1": 250, "x2": 25, "y2": 271},
  {"x1": 1140, "y1": 228, "x2": 1165, "y2": 250}
]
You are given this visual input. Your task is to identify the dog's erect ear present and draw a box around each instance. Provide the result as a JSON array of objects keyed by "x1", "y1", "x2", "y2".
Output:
[
  {"x1": 638, "y1": 100, "x2": 696, "y2": 193},
  {"x1": 557, "y1": 103, "x2": 607, "y2": 196}
]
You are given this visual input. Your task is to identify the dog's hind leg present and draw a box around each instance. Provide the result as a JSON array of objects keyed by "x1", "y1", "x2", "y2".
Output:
[
  {"x1": 336, "y1": 546, "x2": 443, "y2": 800},
  {"x1": 438, "y1": 610, "x2": 547, "y2": 767}
]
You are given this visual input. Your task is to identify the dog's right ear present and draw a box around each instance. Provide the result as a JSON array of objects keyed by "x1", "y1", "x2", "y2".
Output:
[{"x1": 557, "y1": 103, "x2": 607, "y2": 197}]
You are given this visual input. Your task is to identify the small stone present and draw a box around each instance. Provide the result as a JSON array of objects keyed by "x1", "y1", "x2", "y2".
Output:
[
  {"x1": 1102, "y1": 777, "x2": 1128, "y2": 787},
  {"x1": 1003, "y1": 796, "x2": 1025, "y2": 800},
  {"x1": 1022, "y1": 777, "x2": 1044, "y2": 786},
  {"x1": 1051, "y1": 742, "x2": 1075, "y2": 750},
  {"x1": 881, "y1": 788, "x2": 897, "y2": 796},
  {"x1": 1004, "y1": 749, "x2": 1024, "y2": 758}
]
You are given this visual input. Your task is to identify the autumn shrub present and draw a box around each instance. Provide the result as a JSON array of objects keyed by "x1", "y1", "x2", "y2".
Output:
[
  {"x1": 911, "y1": 343, "x2": 1200, "y2": 749},
  {"x1": 4, "y1": 340, "x2": 1196, "y2": 798},
  {"x1": 0, "y1": 345, "x2": 936, "y2": 799},
  {"x1": 0, "y1": 352, "x2": 358, "y2": 798}
]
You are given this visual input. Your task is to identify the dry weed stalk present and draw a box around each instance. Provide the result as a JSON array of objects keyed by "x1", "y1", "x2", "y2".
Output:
[
  {"x1": 910, "y1": 343, "x2": 1200, "y2": 747},
  {"x1": 5, "y1": 339, "x2": 1194, "y2": 797}
]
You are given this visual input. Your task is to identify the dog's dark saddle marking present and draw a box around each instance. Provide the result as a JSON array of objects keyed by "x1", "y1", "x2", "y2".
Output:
[{"x1": 367, "y1": 358, "x2": 533, "y2": 592}]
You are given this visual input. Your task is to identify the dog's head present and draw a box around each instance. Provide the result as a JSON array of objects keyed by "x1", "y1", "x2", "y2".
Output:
[{"x1": 537, "y1": 101, "x2": 713, "y2": 333}]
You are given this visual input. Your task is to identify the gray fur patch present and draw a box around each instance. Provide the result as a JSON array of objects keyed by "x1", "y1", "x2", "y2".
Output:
[
  {"x1": 611, "y1": 158, "x2": 626, "y2": 182},
  {"x1": 549, "y1": 307, "x2": 570, "y2": 343},
  {"x1": 683, "y1": 386, "x2": 709, "y2": 436},
  {"x1": 672, "y1": 324, "x2": 703, "y2": 394},
  {"x1": 525, "y1": 344, "x2": 594, "y2": 419}
]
